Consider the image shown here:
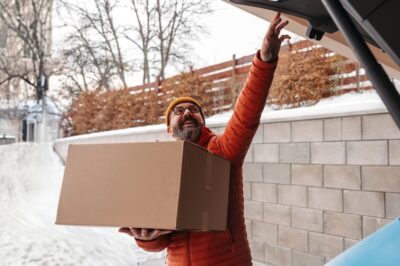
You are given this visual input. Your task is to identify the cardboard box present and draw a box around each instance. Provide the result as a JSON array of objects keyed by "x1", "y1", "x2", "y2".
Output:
[{"x1": 56, "y1": 141, "x2": 230, "y2": 230}]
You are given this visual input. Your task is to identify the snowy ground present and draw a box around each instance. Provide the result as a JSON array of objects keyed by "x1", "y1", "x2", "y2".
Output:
[{"x1": 0, "y1": 143, "x2": 165, "y2": 265}]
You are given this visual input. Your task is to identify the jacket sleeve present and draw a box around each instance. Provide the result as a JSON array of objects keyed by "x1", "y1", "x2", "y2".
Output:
[
  {"x1": 135, "y1": 234, "x2": 170, "y2": 252},
  {"x1": 210, "y1": 51, "x2": 277, "y2": 163}
]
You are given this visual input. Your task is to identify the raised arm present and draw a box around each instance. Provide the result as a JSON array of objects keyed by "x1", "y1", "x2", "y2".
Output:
[{"x1": 210, "y1": 12, "x2": 290, "y2": 162}]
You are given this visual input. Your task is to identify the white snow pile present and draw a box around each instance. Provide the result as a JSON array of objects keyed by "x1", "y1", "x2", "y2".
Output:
[{"x1": 0, "y1": 143, "x2": 165, "y2": 266}]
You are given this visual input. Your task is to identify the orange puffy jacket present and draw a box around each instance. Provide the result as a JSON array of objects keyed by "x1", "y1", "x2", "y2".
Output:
[{"x1": 135, "y1": 51, "x2": 277, "y2": 266}]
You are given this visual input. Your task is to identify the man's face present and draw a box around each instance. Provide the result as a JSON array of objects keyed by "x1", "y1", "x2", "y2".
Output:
[{"x1": 167, "y1": 102, "x2": 205, "y2": 142}]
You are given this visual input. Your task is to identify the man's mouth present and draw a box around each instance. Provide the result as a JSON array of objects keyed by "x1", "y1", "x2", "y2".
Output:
[
  {"x1": 180, "y1": 118, "x2": 197, "y2": 128},
  {"x1": 183, "y1": 121, "x2": 194, "y2": 126}
]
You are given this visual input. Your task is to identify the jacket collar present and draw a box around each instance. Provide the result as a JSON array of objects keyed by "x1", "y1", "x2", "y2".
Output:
[{"x1": 195, "y1": 126, "x2": 214, "y2": 148}]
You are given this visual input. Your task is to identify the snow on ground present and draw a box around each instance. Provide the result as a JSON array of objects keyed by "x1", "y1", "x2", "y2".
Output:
[{"x1": 0, "y1": 143, "x2": 165, "y2": 266}]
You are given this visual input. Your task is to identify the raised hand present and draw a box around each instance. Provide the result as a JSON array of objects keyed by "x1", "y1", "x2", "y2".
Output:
[{"x1": 260, "y1": 12, "x2": 291, "y2": 63}]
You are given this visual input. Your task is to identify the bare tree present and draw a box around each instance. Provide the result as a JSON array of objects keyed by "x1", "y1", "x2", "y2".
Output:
[
  {"x1": 57, "y1": 0, "x2": 130, "y2": 93},
  {"x1": 127, "y1": 0, "x2": 212, "y2": 82},
  {"x1": 125, "y1": 0, "x2": 155, "y2": 84},
  {"x1": 56, "y1": 0, "x2": 212, "y2": 98},
  {"x1": 0, "y1": 0, "x2": 53, "y2": 102}
]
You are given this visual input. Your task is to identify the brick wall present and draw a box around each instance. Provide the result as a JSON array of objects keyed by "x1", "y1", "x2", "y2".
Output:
[
  {"x1": 242, "y1": 112, "x2": 400, "y2": 266},
  {"x1": 54, "y1": 109, "x2": 400, "y2": 266}
]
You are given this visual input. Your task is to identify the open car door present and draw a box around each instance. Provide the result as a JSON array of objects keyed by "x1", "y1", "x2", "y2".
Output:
[{"x1": 224, "y1": 0, "x2": 400, "y2": 128}]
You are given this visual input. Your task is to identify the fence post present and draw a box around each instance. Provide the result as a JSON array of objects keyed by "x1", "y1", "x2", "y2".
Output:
[
  {"x1": 356, "y1": 63, "x2": 360, "y2": 91},
  {"x1": 231, "y1": 54, "x2": 237, "y2": 108}
]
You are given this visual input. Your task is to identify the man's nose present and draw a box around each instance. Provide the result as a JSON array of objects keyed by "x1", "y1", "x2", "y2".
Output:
[{"x1": 183, "y1": 109, "x2": 193, "y2": 116}]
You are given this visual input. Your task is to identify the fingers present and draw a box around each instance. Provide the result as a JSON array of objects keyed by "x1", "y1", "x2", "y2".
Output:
[
  {"x1": 141, "y1": 228, "x2": 149, "y2": 238},
  {"x1": 275, "y1": 20, "x2": 289, "y2": 36},
  {"x1": 120, "y1": 228, "x2": 172, "y2": 241},
  {"x1": 266, "y1": 17, "x2": 282, "y2": 38},
  {"x1": 279, "y1": 34, "x2": 291, "y2": 43},
  {"x1": 155, "y1": 229, "x2": 173, "y2": 236},
  {"x1": 118, "y1": 227, "x2": 133, "y2": 236},
  {"x1": 272, "y1": 11, "x2": 281, "y2": 21}
]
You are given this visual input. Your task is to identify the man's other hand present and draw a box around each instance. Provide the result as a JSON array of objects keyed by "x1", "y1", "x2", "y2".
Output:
[
  {"x1": 260, "y1": 12, "x2": 291, "y2": 63},
  {"x1": 119, "y1": 227, "x2": 172, "y2": 241}
]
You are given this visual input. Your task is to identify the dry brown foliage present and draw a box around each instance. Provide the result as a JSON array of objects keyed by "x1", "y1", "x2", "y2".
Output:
[
  {"x1": 63, "y1": 71, "x2": 212, "y2": 136},
  {"x1": 267, "y1": 44, "x2": 343, "y2": 108},
  {"x1": 63, "y1": 42, "x2": 350, "y2": 136}
]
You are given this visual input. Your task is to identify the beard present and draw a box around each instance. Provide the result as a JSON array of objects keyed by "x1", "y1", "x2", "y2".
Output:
[{"x1": 172, "y1": 116, "x2": 202, "y2": 142}]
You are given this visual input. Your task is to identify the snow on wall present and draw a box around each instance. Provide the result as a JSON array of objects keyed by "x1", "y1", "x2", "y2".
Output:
[{"x1": 54, "y1": 90, "x2": 387, "y2": 162}]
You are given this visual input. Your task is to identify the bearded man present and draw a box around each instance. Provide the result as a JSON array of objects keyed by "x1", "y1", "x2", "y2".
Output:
[{"x1": 119, "y1": 12, "x2": 290, "y2": 266}]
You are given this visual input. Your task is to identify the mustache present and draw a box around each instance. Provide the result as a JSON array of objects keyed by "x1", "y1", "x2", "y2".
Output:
[{"x1": 178, "y1": 116, "x2": 199, "y2": 127}]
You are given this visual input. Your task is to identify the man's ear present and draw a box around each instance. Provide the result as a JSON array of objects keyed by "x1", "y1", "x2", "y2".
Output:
[{"x1": 167, "y1": 126, "x2": 173, "y2": 136}]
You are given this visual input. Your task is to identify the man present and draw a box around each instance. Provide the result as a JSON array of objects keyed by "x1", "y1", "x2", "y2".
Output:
[{"x1": 119, "y1": 12, "x2": 290, "y2": 265}]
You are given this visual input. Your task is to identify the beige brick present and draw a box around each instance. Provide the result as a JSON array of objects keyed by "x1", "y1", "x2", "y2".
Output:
[
  {"x1": 293, "y1": 250, "x2": 324, "y2": 266},
  {"x1": 254, "y1": 126, "x2": 264, "y2": 143},
  {"x1": 280, "y1": 143, "x2": 310, "y2": 164},
  {"x1": 347, "y1": 141, "x2": 388, "y2": 165},
  {"x1": 254, "y1": 144, "x2": 280, "y2": 163},
  {"x1": 324, "y1": 118, "x2": 342, "y2": 141},
  {"x1": 252, "y1": 261, "x2": 270, "y2": 266},
  {"x1": 293, "y1": 120, "x2": 323, "y2": 142},
  {"x1": 245, "y1": 145, "x2": 254, "y2": 163},
  {"x1": 344, "y1": 190, "x2": 385, "y2": 217},
  {"x1": 243, "y1": 163, "x2": 263, "y2": 182},
  {"x1": 344, "y1": 238, "x2": 359, "y2": 250},
  {"x1": 362, "y1": 166, "x2": 400, "y2": 192},
  {"x1": 245, "y1": 219, "x2": 252, "y2": 239},
  {"x1": 278, "y1": 185, "x2": 307, "y2": 207},
  {"x1": 264, "y1": 203, "x2": 291, "y2": 226},
  {"x1": 244, "y1": 182, "x2": 251, "y2": 200},
  {"x1": 308, "y1": 187, "x2": 342, "y2": 211},
  {"x1": 265, "y1": 243, "x2": 292, "y2": 266},
  {"x1": 389, "y1": 140, "x2": 400, "y2": 165},
  {"x1": 253, "y1": 221, "x2": 278, "y2": 244},
  {"x1": 278, "y1": 226, "x2": 308, "y2": 252},
  {"x1": 245, "y1": 201, "x2": 263, "y2": 221},
  {"x1": 311, "y1": 142, "x2": 346, "y2": 164},
  {"x1": 252, "y1": 183, "x2": 277, "y2": 203},
  {"x1": 342, "y1": 116, "x2": 361, "y2": 140},
  {"x1": 386, "y1": 193, "x2": 400, "y2": 219},
  {"x1": 263, "y1": 164, "x2": 291, "y2": 184},
  {"x1": 292, "y1": 164, "x2": 322, "y2": 186},
  {"x1": 324, "y1": 212, "x2": 362, "y2": 239},
  {"x1": 309, "y1": 232, "x2": 344, "y2": 258},
  {"x1": 249, "y1": 239, "x2": 265, "y2": 262},
  {"x1": 363, "y1": 114, "x2": 400, "y2": 140},
  {"x1": 324, "y1": 165, "x2": 361, "y2": 190},
  {"x1": 292, "y1": 207, "x2": 323, "y2": 232},
  {"x1": 362, "y1": 216, "x2": 391, "y2": 237},
  {"x1": 264, "y1": 122, "x2": 291, "y2": 143}
]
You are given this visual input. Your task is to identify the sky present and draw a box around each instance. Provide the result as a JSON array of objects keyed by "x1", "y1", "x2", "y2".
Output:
[
  {"x1": 172, "y1": 1, "x2": 297, "y2": 74},
  {"x1": 191, "y1": 1, "x2": 272, "y2": 68}
]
